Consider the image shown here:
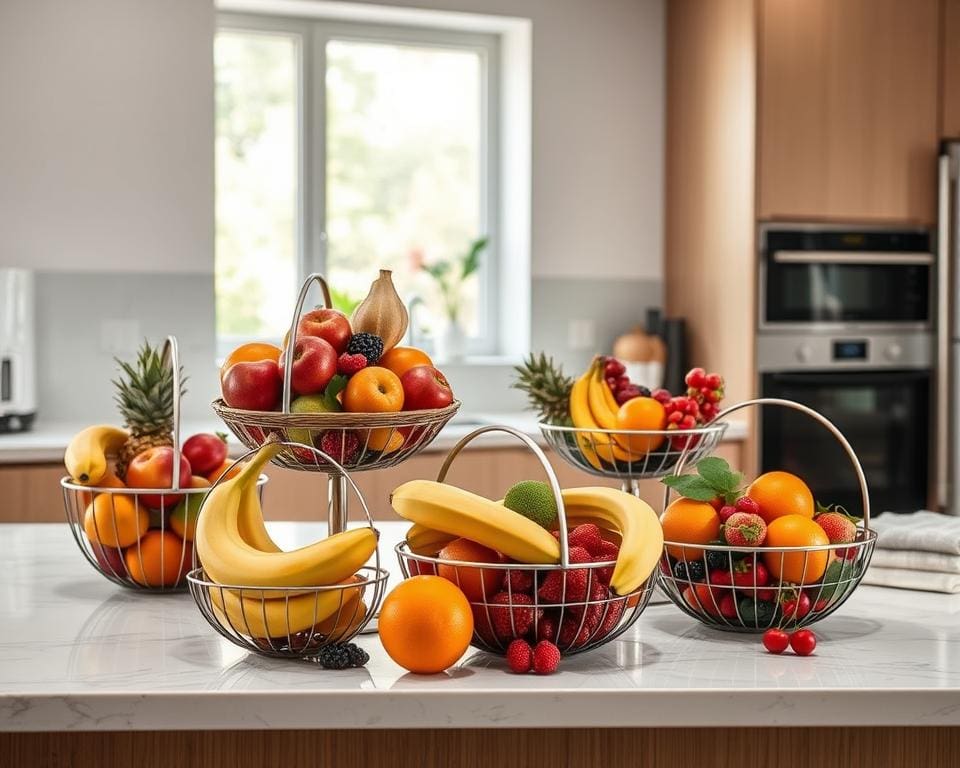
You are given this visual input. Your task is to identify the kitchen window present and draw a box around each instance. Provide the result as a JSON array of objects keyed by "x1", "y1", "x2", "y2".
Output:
[{"x1": 214, "y1": 13, "x2": 506, "y2": 358}]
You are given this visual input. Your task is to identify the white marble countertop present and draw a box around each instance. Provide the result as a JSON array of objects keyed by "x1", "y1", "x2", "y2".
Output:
[
  {"x1": 2, "y1": 521, "x2": 959, "y2": 732},
  {"x1": 0, "y1": 413, "x2": 748, "y2": 464}
]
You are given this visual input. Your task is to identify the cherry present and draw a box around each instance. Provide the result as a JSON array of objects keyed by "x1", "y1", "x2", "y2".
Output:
[
  {"x1": 789, "y1": 629, "x2": 817, "y2": 656},
  {"x1": 762, "y1": 628, "x2": 790, "y2": 654}
]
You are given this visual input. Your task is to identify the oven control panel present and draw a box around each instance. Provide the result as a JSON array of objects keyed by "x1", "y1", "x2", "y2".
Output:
[{"x1": 757, "y1": 332, "x2": 932, "y2": 371}]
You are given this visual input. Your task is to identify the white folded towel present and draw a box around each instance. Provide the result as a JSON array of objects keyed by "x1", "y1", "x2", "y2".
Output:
[
  {"x1": 861, "y1": 565, "x2": 960, "y2": 594},
  {"x1": 870, "y1": 548, "x2": 960, "y2": 574},
  {"x1": 870, "y1": 510, "x2": 960, "y2": 555}
]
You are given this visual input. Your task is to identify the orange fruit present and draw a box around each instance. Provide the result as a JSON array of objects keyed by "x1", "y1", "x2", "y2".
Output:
[
  {"x1": 379, "y1": 346, "x2": 433, "y2": 379},
  {"x1": 437, "y1": 538, "x2": 505, "y2": 601},
  {"x1": 747, "y1": 471, "x2": 814, "y2": 523},
  {"x1": 366, "y1": 427, "x2": 404, "y2": 454},
  {"x1": 343, "y1": 367, "x2": 404, "y2": 413},
  {"x1": 220, "y1": 342, "x2": 282, "y2": 382},
  {"x1": 83, "y1": 493, "x2": 149, "y2": 548},
  {"x1": 763, "y1": 514, "x2": 829, "y2": 584},
  {"x1": 615, "y1": 397, "x2": 667, "y2": 453},
  {"x1": 659, "y1": 497, "x2": 720, "y2": 560},
  {"x1": 206, "y1": 459, "x2": 244, "y2": 483},
  {"x1": 78, "y1": 470, "x2": 125, "y2": 508},
  {"x1": 378, "y1": 575, "x2": 474, "y2": 674},
  {"x1": 124, "y1": 530, "x2": 192, "y2": 587}
]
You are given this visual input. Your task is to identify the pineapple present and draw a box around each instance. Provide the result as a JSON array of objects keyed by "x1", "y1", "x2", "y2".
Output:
[
  {"x1": 112, "y1": 341, "x2": 187, "y2": 479},
  {"x1": 512, "y1": 353, "x2": 574, "y2": 425}
]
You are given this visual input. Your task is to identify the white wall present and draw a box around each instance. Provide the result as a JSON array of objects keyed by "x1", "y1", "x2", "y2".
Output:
[
  {"x1": 0, "y1": 0, "x2": 215, "y2": 274},
  {"x1": 317, "y1": 0, "x2": 666, "y2": 281}
]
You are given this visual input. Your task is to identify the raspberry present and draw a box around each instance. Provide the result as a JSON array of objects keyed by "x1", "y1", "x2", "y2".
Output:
[
  {"x1": 505, "y1": 639, "x2": 533, "y2": 673},
  {"x1": 735, "y1": 496, "x2": 761, "y2": 515},
  {"x1": 685, "y1": 367, "x2": 707, "y2": 388},
  {"x1": 598, "y1": 595, "x2": 626, "y2": 636},
  {"x1": 594, "y1": 539, "x2": 619, "y2": 584},
  {"x1": 536, "y1": 614, "x2": 559, "y2": 643},
  {"x1": 489, "y1": 592, "x2": 539, "y2": 639},
  {"x1": 571, "y1": 581, "x2": 609, "y2": 631},
  {"x1": 705, "y1": 372, "x2": 723, "y2": 390},
  {"x1": 719, "y1": 505, "x2": 738, "y2": 523},
  {"x1": 337, "y1": 352, "x2": 367, "y2": 376},
  {"x1": 558, "y1": 617, "x2": 591, "y2": 649},
  {"x1": 531, "y1": 640, "x2": 561, "y2": 674},
  {"x1": 502, "y1": 568, "x2": 534, "y2": 594},
  {"x1": 319, "y1": 430, "x2": 360, "y2": 464},
  {"x1": 537, "y1": 547, "x2": 592, "y2": 603},
  {"x1": 568, "y1": 524, "x2": 602, "y2": 556}
]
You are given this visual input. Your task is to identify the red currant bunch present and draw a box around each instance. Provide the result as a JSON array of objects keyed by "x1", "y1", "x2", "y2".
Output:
[{"x1": 683, "y1": 367, "x2": 724, "y2": 422}]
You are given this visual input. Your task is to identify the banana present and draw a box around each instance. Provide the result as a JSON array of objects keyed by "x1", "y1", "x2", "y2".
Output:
[
  {"x1": 196, "y1": 443, "x2": 378, "y2": 588},
  {"x1": 234, "y1": 469, "x2": 281, "y2": 554},
  {"x1": 405, "y1": 523, "x2": 457, "y2": 555},
  {"x1": 561, "y1": 487, "x2": 663, "y2": 596},
  {"x1": 391, "y1": 480, "x2": 560, "y2": 564},
  {"x1": 587, "y1": 363, "x2": 645, "y2": 461},
  {"x1": 64, "y1": 425, "x2": 129, "y2": 485},
  {"x1": 571, "y1": 364, "x2": 639, "y2": 465},
  {"x1": 568, "y1": 372, "x2": 604, "y2": 470},
  {"x1": 209, "y1": 579, "x2": 362, "y2": 638}
]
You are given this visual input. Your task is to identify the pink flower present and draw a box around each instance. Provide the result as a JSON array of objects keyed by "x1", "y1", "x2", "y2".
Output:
[{"x1": 408, "y1": 247, "x2": 425, "y2": 271}]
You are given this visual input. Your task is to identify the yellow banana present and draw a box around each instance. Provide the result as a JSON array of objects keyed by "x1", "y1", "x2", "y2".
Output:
[
  {"x1": 587, "y1": 363, "x2": 644, "y2": 461},
  {"x1": 234, "y1": 469, "x2": 281, "y2": 553},
  {"x1": 571, "y1": 365, "x2": 638, "y2": 465},
  {"x1": 561, "y1": 487, "x2": 663, "y2": 596},
  {"x1": 64, "y1": 425, "x2": 129, "y2": 485},
  {"x1": 391, "y1": 480, "x2": 560, "y2": 564},
  {"x1": 196, "y1": 444, "x2": 378, "y2": 588},
  {"x1": 405, "y1": 523, "x2": 457, "y2": 555},
  {"x1": 209, "y1": 580, "x2": 362, "y2": 638}
]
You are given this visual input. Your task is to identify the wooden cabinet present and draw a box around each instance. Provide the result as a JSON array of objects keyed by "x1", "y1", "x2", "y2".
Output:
[
  {"x1": 0, "y1": 441, "x2": 746, "y2": 523},
  {"x1": 757, "y1": 0, "x2": 940, "y2": 224},
  {"x1": 943, "y1": 0, "x2": 960, "y2": 138}
]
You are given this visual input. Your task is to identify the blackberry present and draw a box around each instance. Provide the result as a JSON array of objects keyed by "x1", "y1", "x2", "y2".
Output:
[
  {"x1": 346, "y1": 643, "x2": 369, "y2": 667},
  {"x1": 637, "y1": 385, "x2": 652, "y2": 397},
  {"x1": 706, "y1": 549, "x2": 730, "y2": 570},
  {"x1": 346, "y1": 333, "x2": 384, "y2": 365},
  {"x1": 316, "y1": 642, "x2": 369, "y2": 670},
  {"x1": 672, "y1": 559, "x2": 705, "y2": 582}
]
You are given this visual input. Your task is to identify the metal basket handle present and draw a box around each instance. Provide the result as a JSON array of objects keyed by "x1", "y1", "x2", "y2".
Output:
[
  {"x1": 280, "y1": 273, "x2": 334, "y2": 414},
  {"x1": 436, "y1": 425, "x2": 572, "y2": 566},
  {"x1": 665, "y1": 397, "x2": 871, "y2": 529},
  {"x1": 160, "y1": 335, "x2": 186, "y2": 491}
]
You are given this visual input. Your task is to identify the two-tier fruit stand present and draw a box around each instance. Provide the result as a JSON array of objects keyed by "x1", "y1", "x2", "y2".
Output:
[{"x1": 213, "y1": 273, "x2": 460, "y2": 537}]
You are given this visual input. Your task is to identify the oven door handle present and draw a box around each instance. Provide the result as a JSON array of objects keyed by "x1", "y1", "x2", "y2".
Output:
[{"x1": 772, "y1": 251, "x2": 934, "y2": 265}]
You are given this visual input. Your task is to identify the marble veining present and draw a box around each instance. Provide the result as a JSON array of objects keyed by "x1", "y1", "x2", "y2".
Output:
[{"x1": 1, "y1": 522, "x2": 959, "y2": 731}]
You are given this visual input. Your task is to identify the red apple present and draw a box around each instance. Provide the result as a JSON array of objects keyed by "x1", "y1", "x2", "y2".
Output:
[
  {"x1": 125, "y1": 446, "x2": 193, "y2": 510},
  {"x1": 182, "y1": 432, "x2": 228, "y2": 476},
  {"x1": 400, "y1": 365, "x2": 454, "y2": 411},
  {"x1": 279, "y1": 335, "x2": 337, "y2": 396},
  {"x1": 222, "y1": 360, "x2": 282, "y2": 411},
  {"x1": 92, "y1": 542, "x2": 127, "y2": 577},
  {"x1": 297, "y1": 308, "x2": 352, "y2": 354}
]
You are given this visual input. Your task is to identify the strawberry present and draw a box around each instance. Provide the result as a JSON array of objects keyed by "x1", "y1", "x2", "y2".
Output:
[
  {"x1": 336, "y1": 352, "x2": 367, "y2": 376},
  {"x1": 684, "y1": 583, "x2": 722, "y2": 617},
  {"x1": 815, "y1": 511, "x2": 857, "y2": 544},
  {"x1": 503, "y1": 567, "x2": 535, "y2": 594},
  {"x1": 708, "y1": 568, "x2": 733, "y2": 586},
  {"x1": 489, "y1": 592, "x2": 540, "y2": 639},
  {"x1": 505, "y1": 639, "x2": 533, "y2": 673},
  {"x1": 319, "y1": 430, "x2": 360, "y2": 464},
  {"x1": 723, "y1": 512, "x2": 767, "y2": 547},
  {"x1": 532, "y1": 640, "x2": 561, "y2": 674},
  {"x1": 536, "y1": 546, "x2": 592, "y2": 603},
  {"x1": 536, "y1": 613, "x2": 559, "y2": 643},
  {"x1": 732, "y1": 558, "x2": 770, "y2": 591},
  {"x1": 593, "y1": 539, "x2": 619, "y2": 584},
  {"x1": 568, "y1": 523, "x2": 602, "y2": 556},
  {"x1": 718, "y1": 593, "x2": 738, "y2": 619}
]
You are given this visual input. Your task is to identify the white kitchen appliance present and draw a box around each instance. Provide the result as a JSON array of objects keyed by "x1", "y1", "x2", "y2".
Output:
[{"x1": 0, "y1": 268, "x2": 37, "y2": 433}]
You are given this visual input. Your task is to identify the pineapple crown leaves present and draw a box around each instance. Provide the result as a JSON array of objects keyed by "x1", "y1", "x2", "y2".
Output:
[
  {"x1": 662, "y1": 456, "x2": 745, "y2": 504},
  {"x1": 112, "y1": 340, "x2": 188, "y2": 432},
  {"x1": 512, "y1": 352, "x2": 574, "y2": 424}
]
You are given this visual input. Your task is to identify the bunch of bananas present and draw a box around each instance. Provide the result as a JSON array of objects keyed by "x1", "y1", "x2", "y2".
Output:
[
  {"x1": 195, "y1": 443, "x2": 376, "y2": 639},
  {"x1": 392, "y1": 480, "x2": 662, "y2": 596},
  {"x1": 64, "y1": 425, "x2": 129, "y2": 485}
]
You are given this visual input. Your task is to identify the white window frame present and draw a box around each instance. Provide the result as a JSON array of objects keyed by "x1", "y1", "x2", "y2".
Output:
[{"x1": 216, "y1": 11, "x2": 504, "y2": 358}]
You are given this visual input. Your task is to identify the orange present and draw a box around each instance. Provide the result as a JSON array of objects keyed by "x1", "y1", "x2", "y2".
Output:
[
  {"x1": 615, "y1": 397, "x2": 667, "y2": 454},
  {"x1": 379, "y1": 346, "x2": 433, "y2": 379},
  {"x1": 660, "y1": 497, "x2": 721, "y2": 560},
  {"x1": 220, "y1": 342, "x2": 282, "y2": 382},
  {"x1": 763, "y1": 514, "x2": 829, "y2": 584},
  {"x1": 366, "y1": 427, "x2": 404, "y2": 454},
  {"x1": 747, "y1": 471, "x2": 814, "y2": 523},
  {"x1": 84, "y1": 493, "x2": 149, "y2": 548},
  {"x1": 206, "y1": 459, "x2": 244, "y2": 483},
  {"x1": 437, "y1": 538, "x2": 505, "y2": 601},
  {"x1": 343, "y1": 367, "x2": 404, "y2": 413},
  {"x1": 378, "y1": 575, "x2": 474, "y2": 674},
  {"x1": 124, "y1": 530, "x2": 192, "y2": 587},
  {"x1": 78, "y1": 470, "x2": 125, "y2": 508}
]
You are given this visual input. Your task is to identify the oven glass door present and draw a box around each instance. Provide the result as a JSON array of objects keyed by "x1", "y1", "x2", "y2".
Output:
[
  {"x1": 760, "y1": 370, "x2": 930, "y2": 514},
  {"x1": 764, "y1": 260, "x2": 930, "y2": 325}
]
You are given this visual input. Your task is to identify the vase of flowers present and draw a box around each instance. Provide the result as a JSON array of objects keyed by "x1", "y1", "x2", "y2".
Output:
[{"x1": 420, "y1": 236, "x2": 487, "y2": 363}]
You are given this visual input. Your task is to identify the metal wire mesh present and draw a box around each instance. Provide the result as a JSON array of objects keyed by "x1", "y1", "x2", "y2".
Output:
[
  {"x1": 188, "y1": 566, "x2": 389, "y2": 658},
  {"x1": 540, "y1": 422, "x2": 728, "y2": 481},
  {"x1": 62, "y1": 478, "x2": 267, "y2": 591},
  {"x1": 396, "y1": 543, "x2": 655, "y2": 655},
  {"x1": 657, "y1": 532, "x2": 876, "y2": 632}
]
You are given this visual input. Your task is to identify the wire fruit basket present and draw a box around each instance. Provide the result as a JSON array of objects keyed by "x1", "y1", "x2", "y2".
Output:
[
  {"x1": 187, "y1": 441, "x2": 389, "y2": 659},
  {"x1": 395, "y1": 426, "x2": 658, "y2": 656},
  {"x1": 657, "y1": 398, "x2": 877, "y2": 632},
  {"x1": 213, "y1": 272, "x2": 459, "y2": 475},
  {"x1": 62, "y1": 336, "x2": 267, "y2": 592},
  {"x1": 540, "y1": 421, "x2": 728, "y2": 490}
]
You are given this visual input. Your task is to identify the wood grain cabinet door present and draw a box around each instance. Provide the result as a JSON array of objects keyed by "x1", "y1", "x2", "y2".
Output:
[
  {"x1": 943, "y1": 0, "x2": 960, "y2": 139},
  {"x1": 757, "y1": 0, "x2": 939, "y2": 224}
]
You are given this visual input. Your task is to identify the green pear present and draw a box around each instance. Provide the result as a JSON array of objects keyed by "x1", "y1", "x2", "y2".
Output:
[{"x1": 287, "y1": 391, "x2": 341, "y2": 445}]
